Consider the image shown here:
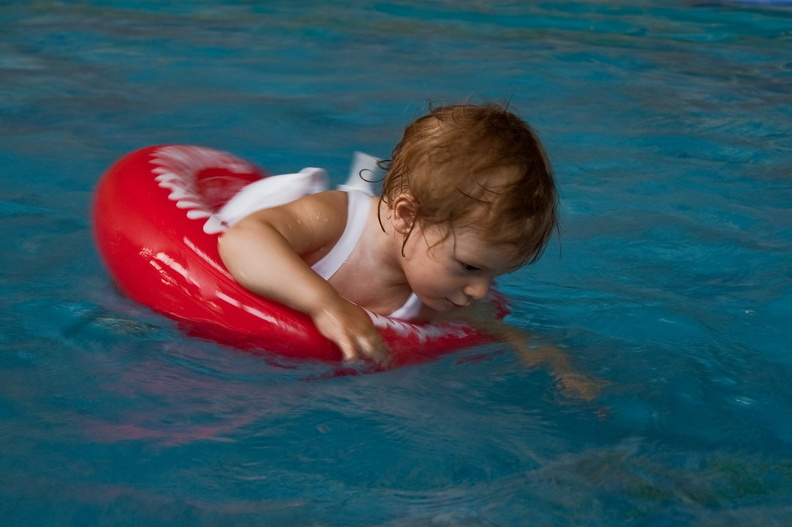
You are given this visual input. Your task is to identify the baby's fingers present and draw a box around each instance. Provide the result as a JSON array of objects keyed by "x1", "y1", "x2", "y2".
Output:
[
  {"x1": 311, "y1": 301, "x2": 389, "y2": 366},
  {"x1": 336, "y1": 332, "x2": 385, "y2": 365},
  {"x1": 558, "y1": 373, "x2": 603, "y2": 401},
  {"x1": 337, "y1": 338, "x2": 362, "y2": 363},
  {"x1": 355, "y1": 334, "x2": 390, "y2": 367}
]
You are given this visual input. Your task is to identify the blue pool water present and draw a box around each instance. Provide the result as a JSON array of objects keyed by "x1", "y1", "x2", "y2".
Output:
[{"x1": 2, "y1": 1, "x2": 791, "y2": 525}]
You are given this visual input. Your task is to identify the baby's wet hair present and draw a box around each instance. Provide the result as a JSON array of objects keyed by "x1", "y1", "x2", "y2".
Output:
[{"x1": 380, "y1": 103, "x2": 558, "y2": 267}]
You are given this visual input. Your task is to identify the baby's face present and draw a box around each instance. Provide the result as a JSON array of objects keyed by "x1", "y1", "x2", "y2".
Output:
[{"x1": 399, "y1": 222, "x2": 520, "y2": 312}]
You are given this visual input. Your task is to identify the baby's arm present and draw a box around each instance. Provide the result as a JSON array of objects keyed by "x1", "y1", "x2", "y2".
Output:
[
  {"x1": 217, "y1": 191, "x2": 387, "y2": 364},
  {"x1": 434, "y1": 302, "x2": 603, "y2": 400}
]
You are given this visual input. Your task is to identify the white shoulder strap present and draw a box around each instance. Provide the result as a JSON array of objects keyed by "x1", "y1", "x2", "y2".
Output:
[
  {"x1": 338, "y1": 151, "x2": 382, "y2": 196},
  {"x1": 311, "y1": 190, "x2": 371, "y2": 280}
]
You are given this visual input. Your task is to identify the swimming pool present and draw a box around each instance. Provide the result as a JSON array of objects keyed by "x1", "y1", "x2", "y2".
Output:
[{"x1": 2, "y1": 0, "x2": 791, "y2": 524}]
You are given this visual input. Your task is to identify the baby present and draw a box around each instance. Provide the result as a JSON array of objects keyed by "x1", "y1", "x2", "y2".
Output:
[{"x1": 218, "y1": 103, "x2": 557, "y2": 365}]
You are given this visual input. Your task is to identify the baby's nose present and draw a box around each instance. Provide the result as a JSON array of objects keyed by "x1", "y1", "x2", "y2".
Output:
[{"x1": 464, "y1": 278, "x2": 491, "y2": 300}]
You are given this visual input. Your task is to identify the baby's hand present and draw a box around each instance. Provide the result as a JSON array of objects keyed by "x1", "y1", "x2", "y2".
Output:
[
  {"x1": 311, "y1": 299, "x2": 389, "y2": 366},
  {"x1": 518, "y1": 344, "x2": 606, "y2": 401},
  {"x1": 555, "y1": 371, "x2": 605, "y2": 401}
]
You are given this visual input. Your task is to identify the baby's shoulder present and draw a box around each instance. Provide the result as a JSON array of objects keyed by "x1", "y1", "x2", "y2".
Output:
[
  {"x1": 245, "y1": 189, "x2": 350, "y2": 244},
  {"x1": 288, "y1": 189, "x2": 349, "y2": 217}
]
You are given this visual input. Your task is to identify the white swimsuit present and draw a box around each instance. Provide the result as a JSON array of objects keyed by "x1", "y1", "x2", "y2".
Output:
[{"x1": 216, "y1": 155, "x2": 422, "y2": 321}]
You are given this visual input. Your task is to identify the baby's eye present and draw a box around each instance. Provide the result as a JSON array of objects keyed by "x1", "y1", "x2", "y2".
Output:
[{"x1": 458, "y1": 261, "x2": 480, "y2": 273}]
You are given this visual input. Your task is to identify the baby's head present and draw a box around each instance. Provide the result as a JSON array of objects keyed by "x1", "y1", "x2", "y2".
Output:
[{"x1": 380, "y1": 103, "x2": 558, "y2": 268}]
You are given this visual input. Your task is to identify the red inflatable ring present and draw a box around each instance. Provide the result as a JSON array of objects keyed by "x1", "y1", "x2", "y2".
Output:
[{"x1": 93, "y1": 145, "x2": 505, "y2": 367}]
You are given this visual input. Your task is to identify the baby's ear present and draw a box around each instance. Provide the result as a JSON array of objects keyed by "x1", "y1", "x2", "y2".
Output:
[{"x1": 391, "y1": 195, "x2": 416, "y2": 234}]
